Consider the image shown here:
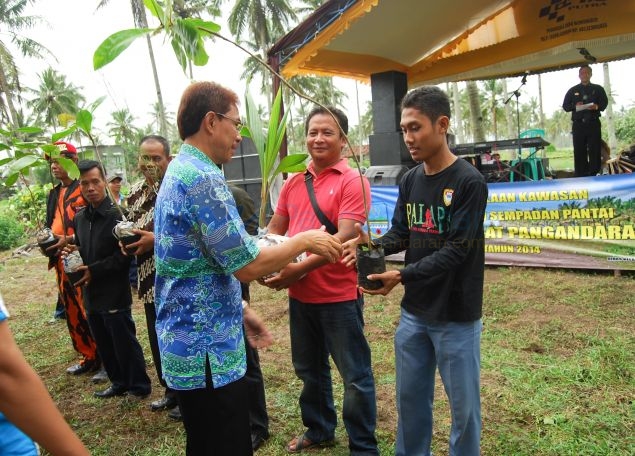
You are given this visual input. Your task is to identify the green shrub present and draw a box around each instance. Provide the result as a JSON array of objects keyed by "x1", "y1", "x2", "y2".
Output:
[
  {"x1": 0, "y1": 212, "x2": 26, "y2": 250},
  {"x1": 7, "y1": 183, "x2": 51, "y2": 231}
]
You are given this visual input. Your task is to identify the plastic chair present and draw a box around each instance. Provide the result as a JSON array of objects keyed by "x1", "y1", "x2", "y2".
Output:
[{"x1": 511, "y1": 129, "x2": 546, "y2": 181}]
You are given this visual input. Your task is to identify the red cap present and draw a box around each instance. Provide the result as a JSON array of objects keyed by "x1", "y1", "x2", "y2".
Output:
[{"x1": 53, "y1": 141, "x2": 77, "y2": 155}]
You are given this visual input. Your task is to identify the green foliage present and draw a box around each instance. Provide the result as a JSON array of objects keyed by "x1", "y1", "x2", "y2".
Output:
[
  {"x1": 614, "y1": 107, "x2": 635, "y2": 148},
  {"x1": 93, "y1": 28, "x2": 152, "y2": 70},
  {"x1": 7, "y1": 183, "x2": 52, "y2": 231},
  {"x1": 93, "y1": 2, "x2": 220, "y2": 75},
  {"x1": 244, "y1": 88, "x2": 308, "y2": 227},
  {"x1": 0, "y1": 124, "x2": 80, "y2": 186},
  {"x1": 0, "y1": 212, "x2": 26, "y2": 250}
]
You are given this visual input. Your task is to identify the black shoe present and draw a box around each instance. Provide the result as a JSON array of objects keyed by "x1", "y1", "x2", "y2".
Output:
[
  {"x1": 251, "y1": 430, "x2": 270, "y2": 451},
  {"x1": 167, "y1": 405, "x2": 182, "y2": 421},
  {"x1": 126, "y1": 391, "x2": 151, "y2": 400},
  {"x1": 66, "y1": 360, "x2": 98, "y2": 375},
  {"x1": 150, "y1": 396, "x2": 178, "y2": 411},
  {"x1": 91, "y1": 368, "x2": 108, "y2": 384},
  {"x1": 94, "y1": 385, "x2": 126, "y2": 398}
]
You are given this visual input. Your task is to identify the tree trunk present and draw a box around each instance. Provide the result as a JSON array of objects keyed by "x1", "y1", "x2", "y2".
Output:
[
  {"x1": 467, "y1": 81, "x2": 485, "y2": 142},
  {"x1": 0, "y1": 65, "x2": 22, "y2": 137},
  {"x1": 538, "y1": 74, "x2": 546, "y2": 132},
  {"x1": 602, "y1": 62, "x2": 617, "y2": 153},
  {"x1": 502, "y1": 79, "x2": 515, "y2": 139},
  {"x1": 131, "y1": 0, "x2": 168, "y2": 137},
  {"x1": 451, "y1": 82, "x2": 464, "y2": 143}
]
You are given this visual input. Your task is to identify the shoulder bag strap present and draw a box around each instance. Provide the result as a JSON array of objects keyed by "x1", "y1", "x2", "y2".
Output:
[{"x1": 304, "y1": 172, "x2": 338, "y2": 235}]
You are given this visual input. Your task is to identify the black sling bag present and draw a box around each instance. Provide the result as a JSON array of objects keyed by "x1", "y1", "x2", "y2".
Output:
[{"x1": 304, "y1": 172, "x2": 338, "y2": 235}]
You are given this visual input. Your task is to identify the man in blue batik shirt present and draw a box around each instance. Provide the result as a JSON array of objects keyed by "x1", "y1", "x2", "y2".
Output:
[{"x1": 154, "y1": 81, "x2": 342, "y2": 456}]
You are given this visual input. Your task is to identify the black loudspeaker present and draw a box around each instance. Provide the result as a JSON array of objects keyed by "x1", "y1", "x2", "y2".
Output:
[
  {"x1": 371, "y1": 71, "x2": 408, "y2": 133},
  {"x1": 223, "y1": 137, "x2": 262, "y2": 215},
  {"x1": 369, "y1": 132, "x2": 415, "y2": 168},
  {"x1": 364, "y1": 165, "x2": 409, "y2": 186}
]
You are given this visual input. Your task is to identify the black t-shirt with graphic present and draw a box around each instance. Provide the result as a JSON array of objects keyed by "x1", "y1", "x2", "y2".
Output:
[{"x1": 376, "y1": 158, "x2": 488, "y2": 322}]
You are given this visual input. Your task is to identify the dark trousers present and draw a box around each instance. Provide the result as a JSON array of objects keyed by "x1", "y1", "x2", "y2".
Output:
[
  {"x1": 53, "y1": 294, "x2": 66, "y2": 319},
  {"x1": 144, "y1": 300, "x2": 176, "y2": 401},
  {"x1": 245, "y1": 330, "x2": 268, "y2": 435},
  {"x1": 54, "y1": 262, "x2": 99, "y2": 364},
  {"x1": 87, "y1": 309, "x2": 151, "y2": 395},
  {"x1": 290, "y1": 297, "x2": 379, "y2": 455},
  {"x1": 572, "y1": 119, "x2": 602, "y2": 177},
  {"x1": 176, "y1": 360, "x2": 252, "y2": 456}
]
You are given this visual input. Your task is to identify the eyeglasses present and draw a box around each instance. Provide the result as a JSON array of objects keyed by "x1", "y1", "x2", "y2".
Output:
[{"x1": 213, "y1": 112, "x2": 244, "y2": 131}]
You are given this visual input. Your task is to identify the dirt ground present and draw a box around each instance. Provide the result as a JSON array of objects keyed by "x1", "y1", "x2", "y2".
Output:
[{"x1": 1, "y1": 251, "x2": 633, "y2": 455}]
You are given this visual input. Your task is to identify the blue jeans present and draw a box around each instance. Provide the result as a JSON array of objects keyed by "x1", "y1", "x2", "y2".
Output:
[
  {"x1": 395, "y1": 309, "x2": 482, "y2": 456},
  {"x1": 289, "y1": 297, "x2": 378, "y2": 455}
]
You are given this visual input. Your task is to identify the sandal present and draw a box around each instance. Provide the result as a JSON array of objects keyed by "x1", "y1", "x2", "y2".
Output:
[{"x1": 286, "y1": 433, "x2": 335, "y2": 453}]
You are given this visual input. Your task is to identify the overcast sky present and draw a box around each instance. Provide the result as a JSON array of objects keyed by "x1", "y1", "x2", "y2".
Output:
[{"x1": 17, "y1": 0, "x2": 635, "y2": 141}]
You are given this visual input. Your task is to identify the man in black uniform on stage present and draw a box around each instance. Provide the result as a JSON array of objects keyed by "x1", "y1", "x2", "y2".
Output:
[{"x1": 562, "y1": 64, "x2": 608, "y2": 177}]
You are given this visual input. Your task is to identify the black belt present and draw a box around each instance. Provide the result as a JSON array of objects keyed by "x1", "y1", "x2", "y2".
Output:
[{"x1": 573, "y1": 118, "x2": 599, "y2": 123}]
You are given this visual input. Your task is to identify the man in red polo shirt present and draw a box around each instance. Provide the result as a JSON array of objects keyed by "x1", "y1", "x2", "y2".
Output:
[{"x1": 265, "y1": 106, "x2": 378, "y2": 455}]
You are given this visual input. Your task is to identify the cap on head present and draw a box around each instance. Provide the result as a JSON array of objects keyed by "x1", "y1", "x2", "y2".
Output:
[
  {"x1": 107, "y1": 173, "x2": 123, "y2": 183},
  {"x1": 53, "y1": 141, "x2": 77, "y2": 155}
]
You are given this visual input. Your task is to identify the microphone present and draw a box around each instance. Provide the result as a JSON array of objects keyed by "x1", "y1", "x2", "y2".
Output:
[{"x1": 521, "y1": 72, "x2": 528, "y2": 84}]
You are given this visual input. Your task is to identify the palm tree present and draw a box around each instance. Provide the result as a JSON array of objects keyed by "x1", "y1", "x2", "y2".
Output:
[
  {"x1": 107, "y1": 108, "x2": 140, "y2": 145},
  {"x1": 289, "y1": 75, "x2": 347, "y2": 109},
  {"x1": 26, "y1": 67, "x2": 85, "y2": 132},
  {"x1": 172, "y1": 0, "x2": 222, "y2": 19},
  {"x1": 171, "y1": 0, "x2": 223, "y2": 78},
  {"x1": 106, "y1": 107, "x2": 142, "y2": 178},
  {"x1": 147, "y1": 101, "x2": 175, "y2": 134},
  {"x1": 227, "y1": 0, "x2": 297, "y2": 52},
  {"x1": 227, "y1": 0, "x2": 297, "y2": 95},
  {"x1": 466, "y1": 80, "x2": 485, "y2": 142},
  {"x1": 0, "y1": 0, "x2": 49, "y2": 130},
  {"x1": 97, "y1": 0, "x2": 169, "y2": 137},
  {"x1": 481, "y1": 79, "x2": 506, "y2": 140},
  {"x1": 502, "y1": 79, "x2": 516, "y2": 139}
]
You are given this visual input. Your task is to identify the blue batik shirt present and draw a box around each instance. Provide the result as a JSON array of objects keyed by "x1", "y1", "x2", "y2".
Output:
[{"x1": 154, "y1": 144, "x2": 260, "y2": 390}]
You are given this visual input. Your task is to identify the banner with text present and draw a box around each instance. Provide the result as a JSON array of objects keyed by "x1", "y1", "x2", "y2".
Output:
[{"x1": 369, "y1": 174, "x2": 635, "y2": 270}]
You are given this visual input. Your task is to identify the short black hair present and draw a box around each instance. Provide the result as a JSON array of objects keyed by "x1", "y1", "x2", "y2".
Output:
[
  {"x1": 304, "y1": 105, "x2": 348, "y2": 135},
  {"x1": 177, "y1": 81, "x2": 239, "y2": 140},
  {"x1": 139, "y1": 134, "x2": 170, "y2": 156},
  {"x1": 77, "y1": 160, "x2": 106, "y2": 179},
  {"x1": 400, "y1": 86, "x2": 451, "y2": 123}
]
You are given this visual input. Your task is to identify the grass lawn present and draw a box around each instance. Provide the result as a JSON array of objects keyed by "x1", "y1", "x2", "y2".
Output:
[{"x1": 0, "y1": 253, "x2": 633, "y2": 455}]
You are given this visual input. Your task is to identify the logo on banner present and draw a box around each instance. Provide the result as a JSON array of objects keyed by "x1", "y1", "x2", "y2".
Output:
[
  {"x1": 539, "y1": 0, "x2": 607, "y2": 23},
  {"x1": 443, "y1": 189, "x2": 454, "y2": 207}
]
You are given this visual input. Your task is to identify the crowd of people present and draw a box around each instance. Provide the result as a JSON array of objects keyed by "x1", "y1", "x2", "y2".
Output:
[{"x1": 1, "y1": 83, "x2": 487, "y2": 456}]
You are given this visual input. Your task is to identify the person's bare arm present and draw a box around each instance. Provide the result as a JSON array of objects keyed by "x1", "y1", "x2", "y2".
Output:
[
  {"x1": 264, "y1": 218, "x2": 359, "y2": 290},
  {"x1": 119, "y1": 229, "x2": 154, "y2": 256},
  {"x1": 0, "y1": 321, "x2": 89, "y2": 455},
  {"x1": 242, "y1": 306, "x2": 273, "y2": 350},
  {"x1": 234, "y1": 229, "x2": 341, "y2": 283}
]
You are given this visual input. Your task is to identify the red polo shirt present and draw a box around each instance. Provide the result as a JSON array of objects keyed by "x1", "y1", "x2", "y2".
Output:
[{"x1": 275, "y1": 159, "x2": 370, "y2": 303}]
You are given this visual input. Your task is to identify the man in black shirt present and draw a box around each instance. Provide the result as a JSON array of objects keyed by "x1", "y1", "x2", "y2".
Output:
[
  {"x1": 344, "y1": 86, "x2": 487, "y2": 456},
  {"x1": 562, "y1": 65, "x2": 608, "y2": 177},
  {"x1": 72, "y1": 160, "x2": 151, "y2": 399}
]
